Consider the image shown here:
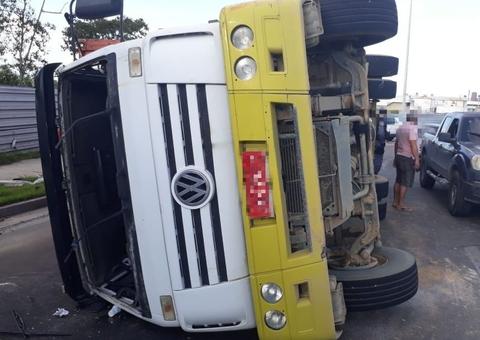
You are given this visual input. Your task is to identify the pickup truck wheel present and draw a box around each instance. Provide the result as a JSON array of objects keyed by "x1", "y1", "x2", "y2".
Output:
[
  {"x1": 330, "y1": 247, "x2": 418, "y2": 312},
  {"x1": 419, "y1": 160, "x2": 435, "y2": 189},
  {"x1": 317, "y1": 0, "x2": 398, "y2": 47},
  {"x1": 448, "y1": 171, "x2": 472, "y2": 216}
]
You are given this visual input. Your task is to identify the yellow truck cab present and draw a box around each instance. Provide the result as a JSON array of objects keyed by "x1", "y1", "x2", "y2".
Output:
[{"x1": 36, "y1": 1, "x2": 417, "y2": 339}]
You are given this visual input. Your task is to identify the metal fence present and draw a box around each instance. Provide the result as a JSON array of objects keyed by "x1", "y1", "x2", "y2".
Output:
[{"x1": 0, "y1": 85, "x2": 38, "y2": 153}]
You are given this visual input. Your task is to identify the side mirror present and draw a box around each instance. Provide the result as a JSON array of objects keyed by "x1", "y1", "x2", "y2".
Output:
[
  {"x1": 438, "y1": 132, "x2": 456, "y2": 144},
  {"x1": 75, "y1": 0, "x2": 123, "y2": 19}
]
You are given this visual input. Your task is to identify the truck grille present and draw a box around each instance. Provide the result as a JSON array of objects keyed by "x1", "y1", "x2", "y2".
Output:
[
  {"x1": 278, "y1": 129, "x2": 305, "y2": 215},
  {"x1": 276, "y1": 105, "x2": 310, "y2": 253},
  {"x1": 159, "y1": 84, "x2": 227, "y2": 289}
]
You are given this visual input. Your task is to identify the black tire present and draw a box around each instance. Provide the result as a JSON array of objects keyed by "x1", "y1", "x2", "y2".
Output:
[
  {"x1": 378, "y1": 198, "x2": 387, "y2": 221},
  {"x1": 448, "y1": 171, "x2": 472, "y2": 216},
  {"x1": 375, "y1": 175, "x2": 389, "y2": 200},
  {"x1": 368, "y1": 79, "x2": 397, "y2": 100},
  {"x1": 318, "y1": 0, "x2": 398, "y2": 47},
  {"x1": 330, "y1": 247, "x2": 418, "y2": 312},
  {"x1": 367, "y1": 55, "x2": 399, "y2": 78},
  {"x1": 419, "y1": 158, "x2": 435, "y2": 189}
]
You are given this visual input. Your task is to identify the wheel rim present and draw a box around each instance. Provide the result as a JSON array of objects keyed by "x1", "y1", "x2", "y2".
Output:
[{"x1": 450, "y1": 183, "x2": 457, "y2": 206}]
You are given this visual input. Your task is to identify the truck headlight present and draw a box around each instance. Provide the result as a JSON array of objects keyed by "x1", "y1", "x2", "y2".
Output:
[
  {"x1": 265, "y1": 310, "x2": 287, "y2": 330},
  {"x1": 235, "y1": 57, "x2": 256, "y2": 80},
  {"x1": 261, "y1": 283, "x2": 283, "y2": 303},
  {"x1": 472, "y1": 155, "x2": 480, "y2": 171},
  {"x1": 231, "y1": 25, "x2": 254, "y2": 50}
]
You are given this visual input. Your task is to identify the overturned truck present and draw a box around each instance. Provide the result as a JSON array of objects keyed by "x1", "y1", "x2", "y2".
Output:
[{"x1": 36, "y1": 0, "x2": 417, "y2": 339}]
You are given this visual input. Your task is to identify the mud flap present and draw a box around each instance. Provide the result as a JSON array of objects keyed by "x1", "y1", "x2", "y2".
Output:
[{"x1": 35, "y1": 63, "x2": 86, "y2": 300}]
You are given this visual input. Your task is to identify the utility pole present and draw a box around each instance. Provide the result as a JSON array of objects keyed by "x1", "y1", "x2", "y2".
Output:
[{"x1": 401, "y1": 0, "x2": 413, "y2": 121}]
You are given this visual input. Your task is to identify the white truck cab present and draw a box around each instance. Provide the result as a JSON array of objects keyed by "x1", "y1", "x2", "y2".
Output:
[{"x1": 37, "y1": 23, "x2": 255, "y2": 332}]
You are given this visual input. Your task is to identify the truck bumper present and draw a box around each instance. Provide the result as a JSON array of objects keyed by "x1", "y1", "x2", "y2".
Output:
[{"x1": 173, "y1": 277, "x2": 255, "y2": 332}]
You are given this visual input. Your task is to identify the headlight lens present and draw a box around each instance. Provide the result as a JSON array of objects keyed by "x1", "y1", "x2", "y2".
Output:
[
  {"x1": 265, "y1": 310, "x2": 287, "y2": 330},
  {"x1": 231, "y1": 25, "x2": 254, "y2": 50},
  {"x1": 472, "y1": 155, "x2": 480, "y2": 171},
  {"x1": 261, "y1": 283, "x2": 283, "y2": 303},
  {"x1": 235, "y1": 57, "x2": 257, "y2": 80}
]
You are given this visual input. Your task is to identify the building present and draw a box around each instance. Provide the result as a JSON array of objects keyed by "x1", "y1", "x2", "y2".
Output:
[
  {"x1": 383, "y1": 95, "x2": 472, "y2": 115},
  {"x1": 385, "y1": 100, "x2": 406, "y2": 114},
  {"x1": 466, "y1": 101, "x2": 480, "y2": 112}
]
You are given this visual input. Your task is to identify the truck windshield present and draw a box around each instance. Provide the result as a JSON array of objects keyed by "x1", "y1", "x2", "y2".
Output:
[{"x1": 460, "y1": 117, "x2": 480, "y2": 144}]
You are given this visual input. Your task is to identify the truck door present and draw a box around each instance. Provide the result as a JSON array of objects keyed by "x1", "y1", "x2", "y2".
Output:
[
  {"x1": 35, "y1": 64, "x2": 86, "y2": 301},
  {"x1": 437, "y1": 118, "x2": 459, "y2": 176},
  {"x1": 430, "y1": 117, "x2": 452, "y2": 174}
]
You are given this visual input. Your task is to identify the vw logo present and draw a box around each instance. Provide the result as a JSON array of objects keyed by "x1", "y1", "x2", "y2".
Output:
[{"x1": 171, "y1": 167, "x2": 215, "y2": 209}]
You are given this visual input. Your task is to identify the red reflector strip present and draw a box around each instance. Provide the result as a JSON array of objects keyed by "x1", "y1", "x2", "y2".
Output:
[{"x1": 242, "y1": 151, "x2": 272, "y2": 219}]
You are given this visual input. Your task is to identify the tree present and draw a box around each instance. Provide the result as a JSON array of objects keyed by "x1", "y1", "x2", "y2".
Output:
[
  {"x1": 0, "y1": 65, "x2": 30, "y2": 86},
  {"x1": 1, "y1": 0, "x2": 54, "y2": 83},
  {"x1": 0, "y1": 0, "x2": 15, "y2": 56},
  {"x1": 62, "y1": 17, "x2": 149, "y2": 55}
]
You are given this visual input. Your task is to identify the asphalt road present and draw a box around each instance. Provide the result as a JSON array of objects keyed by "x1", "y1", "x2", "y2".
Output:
[
  {"x1": 0, "y1": 217, "x2": 256, "y2": 340},
  {"x1": 342, "y1": 143, "x2": 480, "y2": 339},
  {"x1": 0, "y1": 143, "x2": 479, "y2": 340}
]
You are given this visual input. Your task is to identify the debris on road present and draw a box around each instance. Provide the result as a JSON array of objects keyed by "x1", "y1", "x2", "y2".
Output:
[
  {"x1": 53, "y1": 308, "x2": 70, "y2": 318},
  {"x1": 107, "y1": 305, "x2": 122, "y2": 318}
]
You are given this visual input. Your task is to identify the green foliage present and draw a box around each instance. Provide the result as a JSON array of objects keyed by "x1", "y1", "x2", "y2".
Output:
[
  {"x1": 0, "y1": 0, "x2": 15, "y2": 55},
  {"x1": 0, "y1": 183, "x2": 46, "y2": 207},
  {"x1": 0, "y1": 0, "x2": 54, "y2": 83},
  {"x1": 0, "y1": 65, "x2": 32, "y2": 86},
  {"x1": 0, "y1": 150, "x2": 40, "y2": 166},
  {"x1": 62, "y1": 17, "x2": 149, "y2": 54}
]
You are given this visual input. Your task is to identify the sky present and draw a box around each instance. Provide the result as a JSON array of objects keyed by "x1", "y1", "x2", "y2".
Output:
[{"x1": 31, "y1": 0, "x2": 480, "y2": 98}]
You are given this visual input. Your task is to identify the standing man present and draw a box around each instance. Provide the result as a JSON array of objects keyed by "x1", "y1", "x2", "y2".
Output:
[{"x1": 393, "y1": 114, "x2": 419, "y2": 211}]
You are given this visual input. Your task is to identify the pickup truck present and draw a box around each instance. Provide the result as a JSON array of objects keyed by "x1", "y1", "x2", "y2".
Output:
[
  {"x1": 386, "y1": 116, "x2": 401, "y2": 141},
  {"x1": 420, "y1": 112, "x2": 480, "y2": 216}
]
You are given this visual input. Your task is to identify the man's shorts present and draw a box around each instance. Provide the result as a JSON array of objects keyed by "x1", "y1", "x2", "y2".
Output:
[{"x1": 395, "y1": 155, "x2": 415, "y2": 187}]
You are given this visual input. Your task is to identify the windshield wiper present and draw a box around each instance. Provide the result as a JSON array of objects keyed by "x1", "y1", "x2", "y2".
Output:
[{"x1": 468, "y1": 132, "x2": 480, "y2": 137}]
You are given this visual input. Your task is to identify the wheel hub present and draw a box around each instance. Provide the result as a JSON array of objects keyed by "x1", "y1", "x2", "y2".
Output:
[{"x1": 329, "y1": 254, "x2": 387, "y2": 271}]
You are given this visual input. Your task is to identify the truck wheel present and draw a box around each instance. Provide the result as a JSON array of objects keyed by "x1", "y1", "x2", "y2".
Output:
[
  {"x1": 419, "y1": 159, "x2": 435, "y2": 189},
  {"x1": 448, "y1": 171, "x2": 472, "y2": 216},
  {"x1": 375, "y1": 175, "x2": 389, "y2": 200},
  {"x1": 378, "y1": 198, "x2": 387, "y2": 221},
  {"x1": 329, "y1": 247, "x2": 418, "y2": 312},
  {"x1": 368, "y1": 79, "x2": 397, "y2": 100},
  {"x1": 367, "y1": 55, "x2": 399, "y2": 78},
  {"x1": 318, "y1": 0, "x2": 398, "y2": 47}
]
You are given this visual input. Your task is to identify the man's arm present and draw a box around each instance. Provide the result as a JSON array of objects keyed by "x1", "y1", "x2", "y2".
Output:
[
  {"x1": 393, "y1": 139, "x2": 398, "y2": 167},
  {"x1": 410, "y1": 139, "x2": 420, "y2": 170}
]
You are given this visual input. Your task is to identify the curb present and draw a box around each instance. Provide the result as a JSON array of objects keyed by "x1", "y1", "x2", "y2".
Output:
[{"x1": 0, "y1": 196, "x2": 47, "y2": 219}]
